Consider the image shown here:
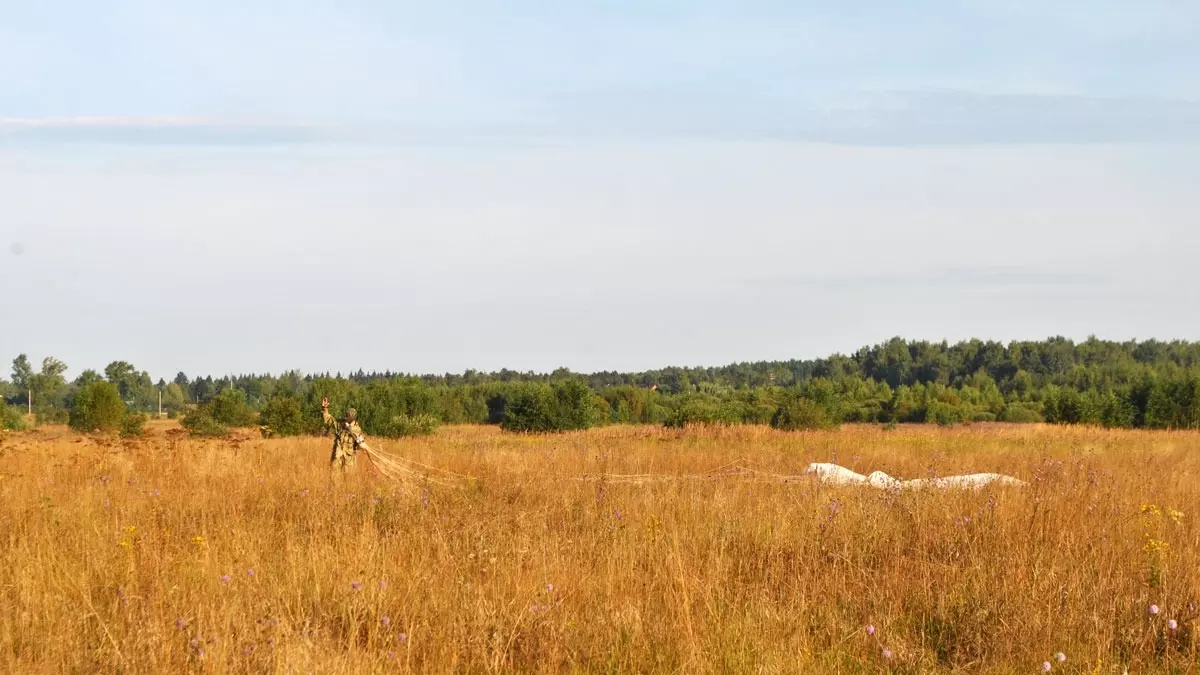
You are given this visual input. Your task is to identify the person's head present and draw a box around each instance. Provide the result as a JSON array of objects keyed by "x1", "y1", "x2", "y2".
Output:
[{"x1": 344, "y1": 408, "x2": 358, "y2": 423}]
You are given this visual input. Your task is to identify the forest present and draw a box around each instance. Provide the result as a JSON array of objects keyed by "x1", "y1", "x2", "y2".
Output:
[{"x1": 3, "y1": 336, "x2": 1199, "y2": 436}]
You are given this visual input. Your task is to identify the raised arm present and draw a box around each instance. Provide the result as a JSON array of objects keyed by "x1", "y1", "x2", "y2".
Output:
[{"x1": 321, "y1": 397, "x2": 336, "y2": 427}]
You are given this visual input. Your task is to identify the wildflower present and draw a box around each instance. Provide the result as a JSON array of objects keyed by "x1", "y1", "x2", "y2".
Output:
[
  {"x1": 398, "y1": 633, "x2": 408, "y2": 644},
  {"x1": 191, "y1": 535, "x2": 206, "y2": 547},
  {"x1": 1042, "y1": 662, "x2": 1052, "y2": 672},
  {"x1": 1141, "y1": 504, "x2": 1162, "y2": 517},
  {"x1": 247, "y1": 569, "x2": 255, "y2": 578},
  {"x1": 351, "y1": 581, "x2": 362, "y2": 591},
  {"x1": 379, "y1": 579, "x2": 388, "y2": 590},
  {"x1": 546, "y1": 584, "x2": 555, "y2": 593},
  {"x1": 381, "y1": 616, "x2": 392, "y2": 627},
  {"x1": 176, "y1": 618, "x2": 187, "y2": 630},
  {"x1": 866, "y1": 625, "x2": 876, "y2": 636},
  {"x1": 1056, "y1": 652, "x2": 1066, "y2": 663},
  {"x1": 387, "y1": 651, "x2": 397, "y2": 660},
  {"x1": 1168, "y1": 619, "x2": 1179, "y2": 631},
  {"x1": 243, "y1": 644, "x2": 255, "y2": 656},
  {"x1": 882, "y1": 649, "x2": 893, "y2": 660},
  {"x1": 221, "y1": 574, "x2": 232, "y2": 584}
]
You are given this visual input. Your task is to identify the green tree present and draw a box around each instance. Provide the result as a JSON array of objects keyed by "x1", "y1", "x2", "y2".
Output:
[
  {"x1": 11, "y1": 354, "x2": 33, "y2": 412},
  {"x1": 69, "y1": 382, "x2": 126, "y2": 433},
  {"x1": 74, "y1": 370, "x2": 105, "y2": 388},
  {"x1": 259, "y1": 396, "x2": 306, "y2": 437},
  {"x1": 208, "y1": 389, "x2": 256, "y2": 427},
  {"x1": 771, "y1": 398, "x2": 836, "y2": 431},
  {"x1": 162, "y1": 383, "x2": 187, "y2": 415}
]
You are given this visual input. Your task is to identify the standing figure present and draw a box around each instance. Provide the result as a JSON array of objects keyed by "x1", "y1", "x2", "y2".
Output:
[{"x1": 322, "y1": 396, "x2": 366, "y2": 470}]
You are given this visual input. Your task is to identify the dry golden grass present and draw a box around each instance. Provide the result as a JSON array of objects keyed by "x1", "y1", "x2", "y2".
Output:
[{"x1": 1, "y1": 421, "x2": 1197, "y2": 674}]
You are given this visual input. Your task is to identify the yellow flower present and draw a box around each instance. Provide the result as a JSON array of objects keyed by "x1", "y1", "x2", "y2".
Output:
[
  {"x1": 1143, "y1": 538, "x2": 1171, "y2": 556},
  {"x1": 191, "y1": 535, "x2": 207, "y2": 547},
  {"x1": 1167, "y1": 508, "x2": 1184, "y2": 524},
  {"x1": 1141, "y1": 504, "x2": 1162, "y2": 517}
]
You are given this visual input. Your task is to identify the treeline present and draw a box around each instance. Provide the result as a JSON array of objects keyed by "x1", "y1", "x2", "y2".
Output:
[{"x1": 2, "y1": 336, "x2": 1199, "y2": 435}]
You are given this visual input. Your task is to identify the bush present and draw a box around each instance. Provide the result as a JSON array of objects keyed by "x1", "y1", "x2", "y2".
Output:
[
  {"x1": 771, "y1": 398, "x2": 837, "y2": 431},
  {"x1": 999, "y1": 403, "x2": 1044, "y2": 424},
  {"x1": 663, "y1": 395, "x2": 742, "y2": 428},
  {"x1": 501, "y1": 384, "x2": 558, "y2": 433},
  {"x1": 69, "y1": 382, "x2": 126, "y2": 433},
  {"x1": 259, "y1": 397, "x2": 306, "y2": 437},
  {"x1": 500, "y1": 380, "x2": 604, "y2": 433},
  {"x1": 925, "y1": 401, "x2": 968, "y2": 426},
  {"x1": 383, "y1": 413, "x2": 440, "y2": 438},
  {"x1": 180, "y1": 407, "x2": 228, "y2": 437},
  {"x1": 208, "y1": 389, "x2": 256, "y2": 427},
  {"x1": 1, "y1": 405, "x2": 26, "y2": 431},
  {"x1": 120, "y1": 412, "x2": 148, "y2": 438}
]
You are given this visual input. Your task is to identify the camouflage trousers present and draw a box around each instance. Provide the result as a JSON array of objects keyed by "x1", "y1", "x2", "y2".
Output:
[{"x1": 330, "y1": 446, "x2": 357, "y2": 471}]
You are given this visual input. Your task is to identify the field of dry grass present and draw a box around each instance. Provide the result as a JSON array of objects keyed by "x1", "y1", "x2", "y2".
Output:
[{"x1": 1, "y1": 421, "x2": 1197, "y2": 673}]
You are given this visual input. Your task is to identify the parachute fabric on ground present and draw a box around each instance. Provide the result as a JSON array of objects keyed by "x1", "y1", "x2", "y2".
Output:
[
  {"x1": 352, "y1": 449, "x2": 1027, "y2": 491},
  {"x1": 359, "y1": 442, "x2": 472, "y2": 489}
]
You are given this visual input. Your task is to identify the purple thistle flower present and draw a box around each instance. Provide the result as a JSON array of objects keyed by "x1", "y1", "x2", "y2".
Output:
[
  {"x1": 398, "y1": 633, "x2": 408, "y2": 644},
  {"x1": 247, "y1": 569, "x2": 255, "y2": 577},
  {"x1": 381, "y1": 616, "x2": 392, "y2": 627},
  {"x1": 175, "y1": 618, "x2": 187, "y2": 630},
  {"x1": 379, "y1": 579, "x2": 388, "y2": 590},
  {"x1": 221, "y1": 574, "x2": 232, "y2": 584},
  {"x1": 1150, "y1": 604, "x2": 1161, "y2": 616},
  {"x1": 351, "y1": 581, "x2": 362, "y2": 591},
  {"x1": 882, "y1": 649, "x2": 893, "y2": 660},
  {"x1": 1168, "y1": 619, "x2": 1179, "y2": 631},
  {"x1": 866, "y1": 625, "x2": 876, "y2": 636},
  {"x1": 388, "y1": 651, "x2": 397, "y2": 660},
  {"x1": 1042, "y1": 662, "x2": 1052, "y2": 672},
  {"x1": 546, "y1": 584, "x2": 555, "y2": 593},
  {"x1": 1056, "y1": 652, "x2": 1066, "y2": 663}
]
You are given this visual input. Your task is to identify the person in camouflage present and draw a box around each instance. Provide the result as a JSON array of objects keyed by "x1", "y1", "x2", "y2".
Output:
[{"x1": 322, "y1": 396, "x2": 366, "y2": 470}]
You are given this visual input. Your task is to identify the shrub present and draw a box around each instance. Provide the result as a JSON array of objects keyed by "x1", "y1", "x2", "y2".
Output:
[
  {"x1": 771, "y1": 398, "x2": 837, "y2": 431},
  {"x1": 501, "y1": 383, "x2": 559, "y2": 433},
  {"x1": 258, "y1": 397, "x2": 306, "y2": 438},
  {"x1": 663, "y1": 395, "x2": 742, "y2": 428},
  {"x1": 120, "y1": 412, "x2": 148, "y2": 438},
  {"x1": 383, "y1": 413, "x2": 441, "y2": 438},
  {"x1": 180, "y1": 407, "x2": 228, "y2": 437},
  {"x1": 999, "y1": 403, "x2": 1044, "y2": 424},
  {"x1": 208, "y1": 389, "x2": 256, "y2": 427},
  {"x1": 69, "y1": 382, "x2": 126, "y2": 433},
  {"x1": 500, "y1": 380, "x2": 603, "y2": 433},
  {"x1": 1, "y1": 405, "x2": 26, "y2": 431},
  {"x1": 925, "y1": 401, "x2": 968, "y2": 426}
]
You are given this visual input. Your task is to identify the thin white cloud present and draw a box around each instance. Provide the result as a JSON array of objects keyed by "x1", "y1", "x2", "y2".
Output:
[{"x1": 0, "y1": 117, "x2": 333, "y2": 146}]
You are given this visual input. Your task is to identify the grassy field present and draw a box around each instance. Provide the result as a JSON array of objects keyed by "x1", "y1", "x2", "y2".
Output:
[{"x1": 0, "y1": 422, "x2": 1197, "y2": 673}]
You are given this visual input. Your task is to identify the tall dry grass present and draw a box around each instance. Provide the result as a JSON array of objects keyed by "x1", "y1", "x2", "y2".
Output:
[{"x1": 0, "y1": 422, "x2": 1196, "y2": 673}]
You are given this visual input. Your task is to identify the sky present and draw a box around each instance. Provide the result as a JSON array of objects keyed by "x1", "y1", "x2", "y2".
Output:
[{"x1": 1, "y1": 1, "x2": 1199, "y2": 381}]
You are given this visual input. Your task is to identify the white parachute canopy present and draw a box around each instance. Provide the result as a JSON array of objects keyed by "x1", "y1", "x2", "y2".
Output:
[{"x1": 803, "y1": 462, "x2": 1027, "y2": 490}]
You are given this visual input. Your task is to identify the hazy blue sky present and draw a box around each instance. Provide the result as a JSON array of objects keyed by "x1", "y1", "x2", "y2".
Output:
[{"x1": 2, "y1": 1, "x2": 1198, "y2": 380}]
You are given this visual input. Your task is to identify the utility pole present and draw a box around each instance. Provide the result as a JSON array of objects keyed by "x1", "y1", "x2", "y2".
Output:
[
  {"x1": 27, "y1": 389, "x2": 32, "y2": 416},
  {"x1": 158, "y1": 389, "x2": 163, "y2": 418}
]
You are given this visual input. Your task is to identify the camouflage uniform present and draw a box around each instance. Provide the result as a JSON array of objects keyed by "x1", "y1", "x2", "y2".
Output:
[{"x1": 323, "y1": 408, "x2": 366, "y2": 470}]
